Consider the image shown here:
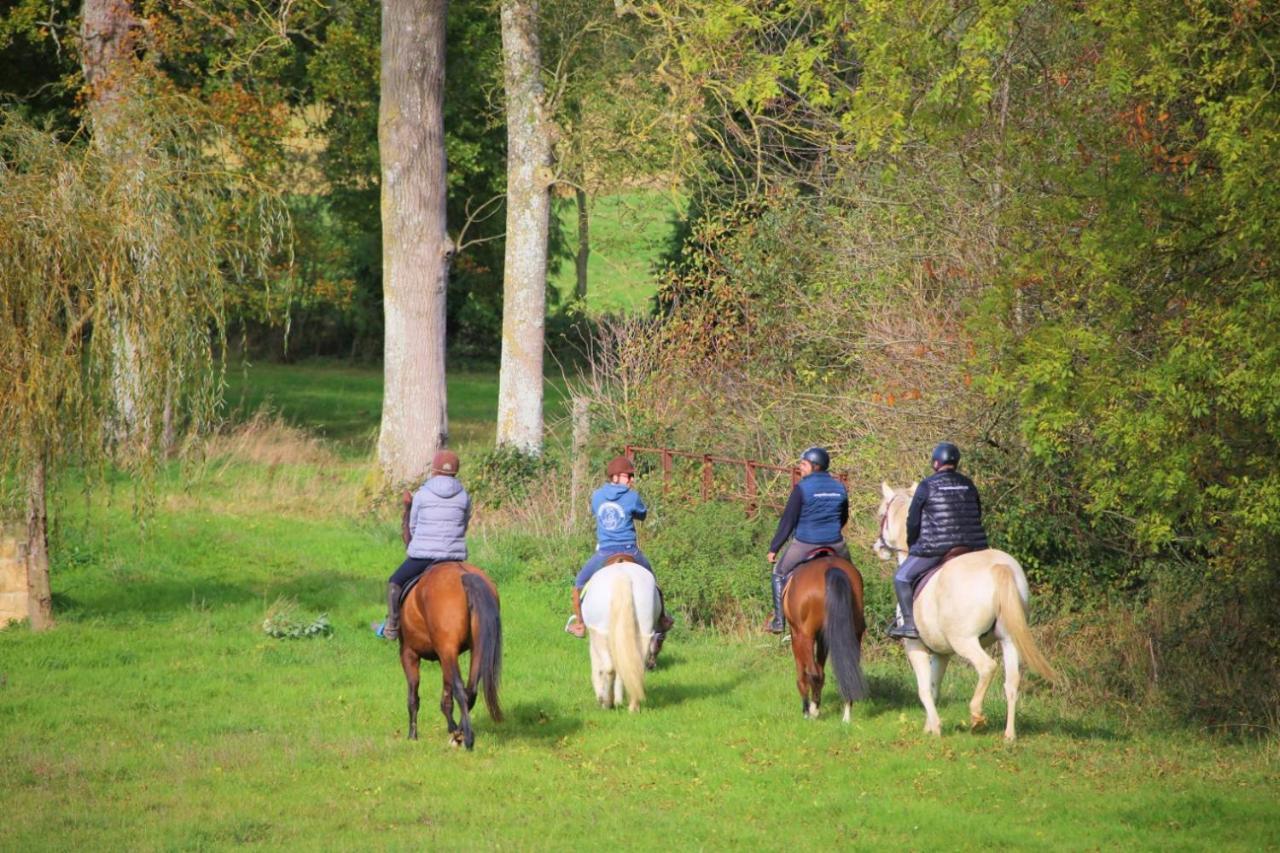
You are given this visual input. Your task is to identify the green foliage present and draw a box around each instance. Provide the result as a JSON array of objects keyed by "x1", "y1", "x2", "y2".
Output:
[
  {"x1": 466, "y1": 445, "x2": 557, "y2": 511},
  {"x1": 644, "y1": 500, "x2": 774, "y2": 626}
]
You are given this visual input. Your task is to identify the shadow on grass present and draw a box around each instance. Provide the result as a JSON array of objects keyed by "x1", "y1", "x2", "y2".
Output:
[
  {"x1": 646, "y1": 663, "x2": 752, "y2": 710},
  {"x1": 492, "y1": 701, "x2": 585, "y2": 743}
]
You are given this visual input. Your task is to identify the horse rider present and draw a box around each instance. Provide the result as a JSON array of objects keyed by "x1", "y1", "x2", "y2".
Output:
[
  {"x1": 374, "y1": 449, "x2": 472, "y2": 641},
  {"x1": 887, "y1": 441, "x2": 989, "y2": 640},
  {"x1": 764, "y1": 446, "x2": 851, "y2": 634},
  {"x1": 566, "y1": 455, "x2": 675, "y2": 640}
]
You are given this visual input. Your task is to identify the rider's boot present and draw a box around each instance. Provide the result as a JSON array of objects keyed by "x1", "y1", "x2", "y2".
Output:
[
  {"x1": 566, "y1": 587, "x2": 586, "y2": 637},
  {"x1": 379, "y1": 582, "x2": 403, "y2": 640},
  {"x1": 764, "y1": 573, "x2": 786, "y2": 634},
  {"x1": 887, "y1": 577, "x2": 920, "y2": 640}
]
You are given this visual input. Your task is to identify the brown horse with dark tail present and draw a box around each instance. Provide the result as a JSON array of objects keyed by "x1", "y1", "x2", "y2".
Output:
[
  {"x1": 782, "y1": 552, "x2": 869, "y2": 722},
  {"x1": 398, "y1": 561, "x2": 503, "y2": 749}
]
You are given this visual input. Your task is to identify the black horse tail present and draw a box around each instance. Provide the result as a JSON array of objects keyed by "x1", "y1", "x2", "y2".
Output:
[
  {"x1": 461, "y1": 573, "x2": 504, "y2": 723},
  {"x1": 825, "y1": 567, "x2": 868, "y2": 703}
]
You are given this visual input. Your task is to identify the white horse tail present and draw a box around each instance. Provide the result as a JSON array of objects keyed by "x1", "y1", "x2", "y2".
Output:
[
  {"x1": 607, "y1": 575, "x2": 645, "y2": 707},
  {"x1": 994, "y1": 563, "x2": 1058, "y2": 682}
]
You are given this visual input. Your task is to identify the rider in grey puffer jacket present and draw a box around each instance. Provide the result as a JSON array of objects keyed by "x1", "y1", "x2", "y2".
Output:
[{"x1": 375, "y1": 450, "x2": 472, "y2": 641}]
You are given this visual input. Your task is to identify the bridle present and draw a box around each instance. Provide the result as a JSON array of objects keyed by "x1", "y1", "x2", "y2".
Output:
[{"x1": 874, "y1": 494, "x2": 908, "y2": 557}]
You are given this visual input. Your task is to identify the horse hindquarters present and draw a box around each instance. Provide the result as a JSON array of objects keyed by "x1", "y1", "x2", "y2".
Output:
[{"x1": 606, "y1": 575, "x2": 645, "y2": 711}]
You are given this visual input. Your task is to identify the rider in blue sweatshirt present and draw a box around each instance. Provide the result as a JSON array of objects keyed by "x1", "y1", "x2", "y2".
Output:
[{"x1": 566, "y1": 455, "x2": 675, "y2": 641}]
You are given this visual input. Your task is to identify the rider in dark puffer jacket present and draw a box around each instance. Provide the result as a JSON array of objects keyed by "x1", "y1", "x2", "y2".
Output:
[{"x1": 887, "y1": 442, "x2": 988, "y2": 640}]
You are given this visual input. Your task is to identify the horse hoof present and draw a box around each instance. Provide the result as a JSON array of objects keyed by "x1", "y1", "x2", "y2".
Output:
[
  {"x1": 449, "y1": 731, "x2": 464, "y2": 748},
  {"x1": 924, "y1": 722, "x2": 942, "y2": 736},
  {"x1": 970, "y1": 714, "x2": 988, "y2": 730}
]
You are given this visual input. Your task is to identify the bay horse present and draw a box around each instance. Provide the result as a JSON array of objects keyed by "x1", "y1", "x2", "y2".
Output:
[
  {"x1": 782, "y1": 553, "x2": 869, "y2": 722},
  {"x1": 580, "y1": 559, "x2": 658, "y2": 711},
  {"x1": 398, "y1": 561, "x2": 503, "y2": 749},
  {"x1": 874, "y1": 482, "x2": 1056, "y2": 740}
]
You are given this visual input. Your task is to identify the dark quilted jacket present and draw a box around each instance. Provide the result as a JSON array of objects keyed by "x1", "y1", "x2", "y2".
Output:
[{"x1": 906, "y1": 469, "x2": 988, "y2": 557}]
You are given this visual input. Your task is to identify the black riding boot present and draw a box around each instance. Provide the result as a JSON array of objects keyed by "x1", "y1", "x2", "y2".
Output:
[
  {"x1": 887, "y1": 577, "x2": 919, "y2": 639},
  {"x1": 765, "y1": 573, "x2": 786, "y2": 634},
  {"x1": 383, "y1": 582, "x2": 403, "y2": 641}
]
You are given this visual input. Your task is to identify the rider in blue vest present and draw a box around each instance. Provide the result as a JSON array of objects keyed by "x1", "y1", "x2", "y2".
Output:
[
  {"x1": 566, "y1": 456, "x2": 675, "y2": 643},
  {"x1": 887, "y1": 441, "x2": 989, "y2": 639},
  {"x1": 764, "y1": 446, "x2": 851, "y2": 634}
]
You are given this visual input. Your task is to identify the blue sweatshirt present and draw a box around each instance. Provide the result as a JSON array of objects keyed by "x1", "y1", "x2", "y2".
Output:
[{"x1": 591, "y1": 482, "x2": 648, "y2": 550}]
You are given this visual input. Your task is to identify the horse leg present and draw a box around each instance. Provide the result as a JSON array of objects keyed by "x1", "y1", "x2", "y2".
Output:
[
  {"x1": 790, "y1": 631, "x2": 818, "y2": 718},
  {"x1": 952, "y1": 635, "x2": 999, "y2": 732},
  {"x1": 439, "y1": 655, "x2": 462, "y2": 746},
  {"x1": 588, "y1": 629, "x2": 613, "y2": 709},
  {"x1": 400, "y1": 647, "x2": 422, "y2": 741},
  {"x1": 905, "y1": 641, "x2": 942, "y2": 736},
  {"x1": 1000, "y1": 636, "x2": 1022, "y2": 741},
  {"x1": 813, "y1": 635, "x2": 828, "y2": 720},
  {"x1": 465, "y1": 646, "x2": 480, "y2": 712},
  {"x1": 930, "y1": 654, "x2": 950, "y2": 706}
]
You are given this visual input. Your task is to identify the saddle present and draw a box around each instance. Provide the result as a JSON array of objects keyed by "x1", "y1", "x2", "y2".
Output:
[
  {"x1": 910, "y1": 546, "x2": 972, "y2": 601},
  {"x1": 799, "y1": 546, "x2": 837, "y2": 565}
]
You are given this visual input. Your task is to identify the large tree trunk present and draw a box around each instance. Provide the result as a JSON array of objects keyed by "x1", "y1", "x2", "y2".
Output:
[
  {"x1": 497, "y1": 0, "x2": 553, "y2": 454},
  {"x1": 25, "y1": 455, "x2": 53, "y2": 631},
  {"x1": 376, "y1": 0, "x2": 452, "y2": 485},
  {"x1": 81, "y1": 0, "x2": 146, "y2": 449}
]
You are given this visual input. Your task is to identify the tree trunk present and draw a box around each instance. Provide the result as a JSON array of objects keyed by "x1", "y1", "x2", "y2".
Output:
[
  {"x1": 376, "y1": 0, "x2": 452, "y2": 485},
  {"x1": 497, "y1": 0, "x2": 553, "y2": 455},
  {"x1": 81, "y1": 0, "x2": 146, "y2": 449},
  {"x1": 25, "y1": 455, "x2": 53, "y2": 631},
  {"x1": 574, "y1": 187, "x2": 589, "y2": 301}
]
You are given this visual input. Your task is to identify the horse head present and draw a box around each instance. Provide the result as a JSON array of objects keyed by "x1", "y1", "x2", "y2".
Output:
[{"x1": 873, "y1": 481, "x2": 915, "y2": 562}]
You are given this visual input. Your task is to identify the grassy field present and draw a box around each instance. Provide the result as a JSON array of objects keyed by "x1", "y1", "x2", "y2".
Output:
[
  {"x1": 2, "y1": 363, "x2": 1277, "y2": 850},
  {"x1": 548, "y1": 190, "x2": 682, "y2": 315}
]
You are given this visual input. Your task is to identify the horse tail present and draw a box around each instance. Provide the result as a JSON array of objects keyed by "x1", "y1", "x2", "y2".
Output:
[
  {"x1": 994, "y1": 563, "x2": 1057, "y2": 683},
  {"x1": 461, "y1": 573, "x2": 504, "y2": 722},
  {"x1": 824, "y1": 567, "x2": 869, "y2": 703},
  {"x1": 607, "y1": 574, "x2": 645, "y2": 707}
]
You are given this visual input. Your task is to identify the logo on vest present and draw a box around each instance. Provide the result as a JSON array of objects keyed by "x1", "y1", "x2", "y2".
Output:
[{"x1": 598, "y1": 501, "x2": 627, "y2": 531}]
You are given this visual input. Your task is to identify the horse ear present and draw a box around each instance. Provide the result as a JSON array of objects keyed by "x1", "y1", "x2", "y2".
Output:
[{"x1": 881, "y1": 481, "x2": 894, "y2": 500}]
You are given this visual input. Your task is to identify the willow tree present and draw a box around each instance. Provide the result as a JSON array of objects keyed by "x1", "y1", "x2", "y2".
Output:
[
  {"x1": 0, "y1": 104, "x2": 283, "y2": 630},
  {"x1": 377, "y1": 0, "x2": 452, "y2": 484},
  {"x1": 496, "y1": 0, "x2": 553, "y2": 454}
]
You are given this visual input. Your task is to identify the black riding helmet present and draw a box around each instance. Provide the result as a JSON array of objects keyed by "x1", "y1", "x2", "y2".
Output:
[
  {"x1": 801, "y1": 446, "x2": 830, "y2": 471},
  {"x1": 931, "y1": 441, "x2": 961, "y2": 467}
]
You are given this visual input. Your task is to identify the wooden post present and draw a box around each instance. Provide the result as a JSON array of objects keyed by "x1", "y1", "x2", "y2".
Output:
[
  {"x1": 569, "y1": 396, "x2": 590, "y2": 529},
  {"x1": 661, "y1": 449, "x2": 672, "y2": 497},
  {"x1": 702, "y1": 455, "x2": 713, "y2": 501},
  {"x1": 0, "y1": 524, "x2": 29, "y2": 629},
  {"x1": 745, "y1": 462, "x2": 757, "y2": 518}
]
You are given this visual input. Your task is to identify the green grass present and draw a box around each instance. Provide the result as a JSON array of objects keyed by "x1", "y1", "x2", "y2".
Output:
[
  {"x1": 1, "y1": 363, "x2": 1277, "y2": 850},
  {"x1": 548, "y1": 190, "x2": 682, "y2": 315}
]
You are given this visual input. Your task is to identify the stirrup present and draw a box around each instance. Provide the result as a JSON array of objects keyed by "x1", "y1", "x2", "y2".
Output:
[
  {"x1": 564, "y1": 615, "x2": 585, "y2": 637},
  {"x1": 887, "y1": 622, "x2": 919, "y2": 640}
]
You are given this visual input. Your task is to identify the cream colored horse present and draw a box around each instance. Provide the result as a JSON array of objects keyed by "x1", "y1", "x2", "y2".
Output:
[
  {"x1": 580, "y1": 562, "x2": 656, "y2": 712},
  {"x1": 874, "y1": 482, "x2": 1056, "y2": 740}
]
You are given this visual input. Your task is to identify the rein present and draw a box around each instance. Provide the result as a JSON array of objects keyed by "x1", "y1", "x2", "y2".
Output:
[{"x1": 875, "y1": 495, "x2": 908, "y2": 556}]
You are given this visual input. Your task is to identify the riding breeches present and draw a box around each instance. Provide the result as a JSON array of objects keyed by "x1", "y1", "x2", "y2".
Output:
[
  {"x1": 574, "y1": 544, "x2": 653, "y2": 589},
  {"x1": 390, "y1": 556, "x2": 435, "y2": 588},
  {"x1": 773, "y1": 539, "x2": 851, "y2": 579},
  {"x1": 893, "y1": 554, "x2": 943, "y2": 587}
]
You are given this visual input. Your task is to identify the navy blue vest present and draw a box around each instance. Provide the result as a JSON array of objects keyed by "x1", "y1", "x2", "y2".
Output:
[{"x1": 794, "y1": 472, "x2": 847, "y2": 544}]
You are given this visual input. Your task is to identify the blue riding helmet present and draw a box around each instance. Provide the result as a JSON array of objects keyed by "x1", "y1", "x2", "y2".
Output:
[
  {"x1": 931, "y1": 442, "x2": 961, "y2": 467},
  {"x1": 800, "y1": 447, "x2": 830, "y2": 471}
]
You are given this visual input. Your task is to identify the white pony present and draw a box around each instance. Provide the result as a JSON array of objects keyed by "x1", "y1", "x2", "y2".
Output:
[
  {"x1": 580, "y1": 561, "x2": 658, "y2": 711},
  {"x1": 874, "y1": 482, "x2": 1056, "y2": 740}
]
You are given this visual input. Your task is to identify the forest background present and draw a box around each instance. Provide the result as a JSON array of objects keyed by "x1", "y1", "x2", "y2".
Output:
[{"x1": 1, "y1": 0, "x2": 1277, "y2": 734}]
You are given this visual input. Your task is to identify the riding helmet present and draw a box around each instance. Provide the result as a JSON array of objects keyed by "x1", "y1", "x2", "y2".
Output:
[
  {"x1": 800, "y1": 447, "x2": 830, "y2": 471},
  {"x1": 930, "y1": 442, "x2": 961, "y2": 467},
  {"x1": 432, "y1": 449, "x2": 460, "y2": 475},
  {"x1": 606, "y1": 455, "x2": 636, "y2": 477}
]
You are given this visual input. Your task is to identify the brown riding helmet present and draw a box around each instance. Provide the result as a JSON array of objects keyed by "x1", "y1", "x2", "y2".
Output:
[
  {"x1": 432, "y1": 449, "x2": 460, "y2": 476},
  {"x1": 605, "y1": 455, "x2": 635, "y2": 478}
]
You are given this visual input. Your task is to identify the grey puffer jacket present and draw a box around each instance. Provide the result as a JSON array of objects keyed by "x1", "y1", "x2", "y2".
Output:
[{"x1": 406, "y1": 476, "x2": 471, "y2": 560}]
